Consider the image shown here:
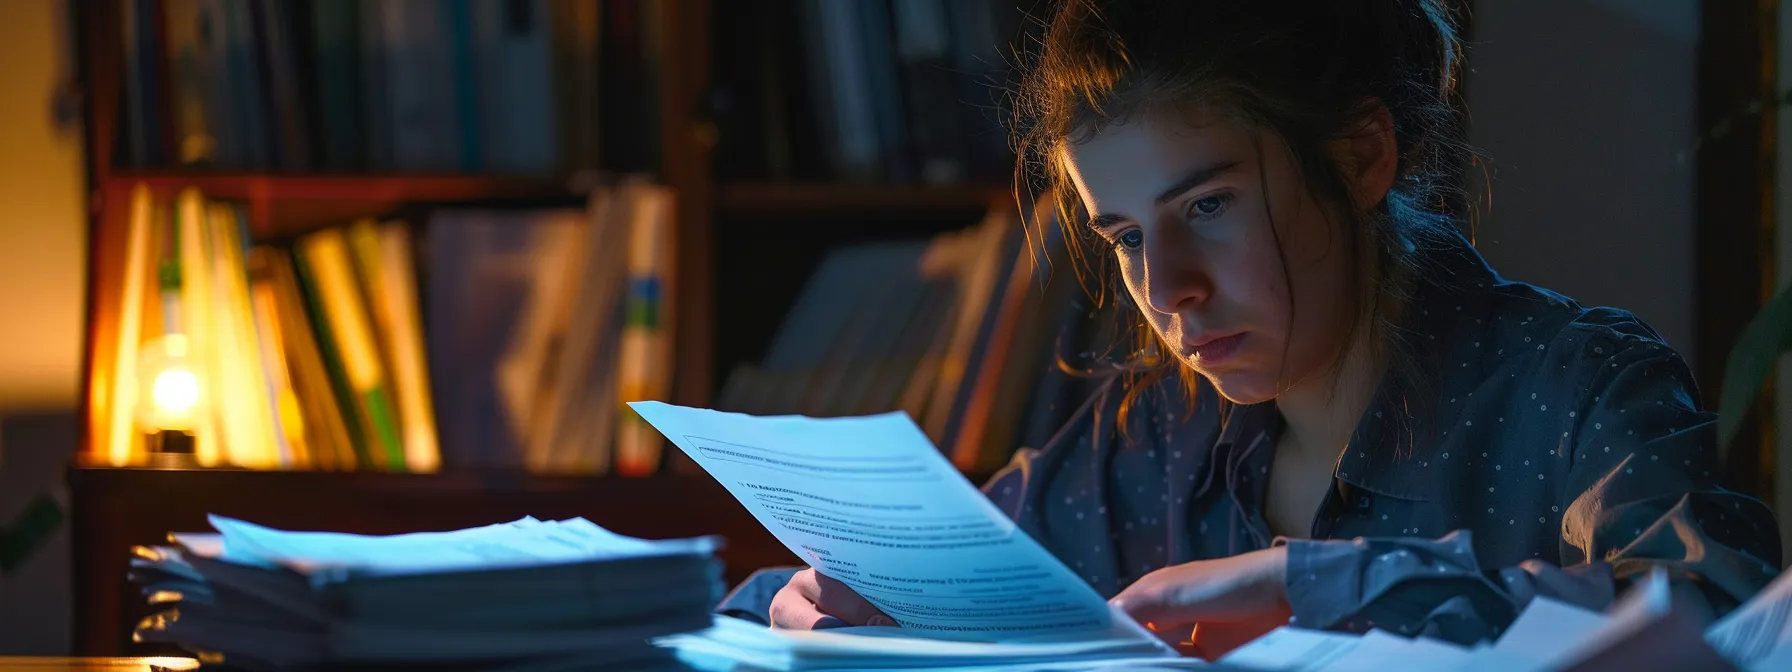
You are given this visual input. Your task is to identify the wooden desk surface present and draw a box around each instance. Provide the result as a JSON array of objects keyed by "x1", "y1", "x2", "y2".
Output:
[{"x1": 0, "y1": 659, "x2": 200, "y2": 671}]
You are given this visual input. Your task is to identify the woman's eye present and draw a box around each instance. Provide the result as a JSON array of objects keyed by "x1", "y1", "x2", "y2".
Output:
[
  {"x1": 1117, "y1": 230, "x2": 1144, "y2": 250},
  {"x1": 1188, "y1": 194, "x2": 1231, "y2": 219}
]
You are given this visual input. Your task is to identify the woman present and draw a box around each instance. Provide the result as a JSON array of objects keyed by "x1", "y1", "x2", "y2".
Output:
[{"x1": 722, "y1": 0, "x2": 1783, "y2": 656}]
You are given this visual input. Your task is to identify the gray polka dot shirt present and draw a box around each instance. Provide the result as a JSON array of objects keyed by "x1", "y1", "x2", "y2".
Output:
[{"x1": 982, "y1": 232, "x2": 1782, "y2": 644}]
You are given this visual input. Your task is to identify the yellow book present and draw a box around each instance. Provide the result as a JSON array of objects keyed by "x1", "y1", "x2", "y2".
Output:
[
  {"x1": 207, "y1": 203, "x2": 281, "y2": 469},
  {"x1": 247, "y1": 255, "x2": 311, "y2": 469},
  {"x1": 296, "y1": 229, "x2": 406, "y2": 471},
  {"x1": 613, "y1": 183, "x2": 676, "y2": 477},
  {"x1": 375, "y1": 222, "x2": 441, "y2": 472},
  {"x1": 175, "y1": 188, "x2": 223, "y2": 467},
  {"x1": 266, "y1": 249, "x2": 358, "y2": 471},
  {"x1": 102, "y1": 184, "x2": 156, "y2": 466}
]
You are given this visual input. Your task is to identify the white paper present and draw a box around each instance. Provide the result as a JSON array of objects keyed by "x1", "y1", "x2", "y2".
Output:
[
  {"x1": 1217, "y1": 626, "x2": 1361, "y2": 670},
  {"x1": 1742, "y1": 641, "x2": 1792, "y2": 672},
  {"x1": 1213, "y1": 628, "x2": 1469, "y2": 671},
  {"x1": 660, "y1": 615, "x2": 1211, "y2": 671},
  {"x1": 1483, "y1": 596, "x2": 1608, "y2": 668},
  {"x1": 629, "y1": 401, "x2": 1169, "y2": 653},
  {"x1": 1318, "y1": 630, "x2": 1472, "y2": 671},
  {"x1": 201, "y1": 514, "x2": 718, "y2": 580},
  {"x1": 1707, "y1": 566, "x2": 1792, "y2": 668},
  {"x1": 1550, "y1": 565, "x2": 1672, "y2": 667},
  {"x1": 1221, "y1": 603, "x2": 1610, "y2": 672}
]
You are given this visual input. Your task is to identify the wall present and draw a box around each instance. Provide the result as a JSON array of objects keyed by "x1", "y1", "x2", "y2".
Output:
[
  {"x1": 0, "y1": 0, "x2": 86, "y2": 655},
  {"x1": 1470, "y1": 0, "x2": 1792, "y2": 563},
  {"x1": 1463, "y1": 0, "x2": 1699, "y2": 365}
]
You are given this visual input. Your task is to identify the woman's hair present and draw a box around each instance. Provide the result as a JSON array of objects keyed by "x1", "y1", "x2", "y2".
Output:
[{"x1": 1011, "y1": 0, "x2": 1475, "y2": 439}]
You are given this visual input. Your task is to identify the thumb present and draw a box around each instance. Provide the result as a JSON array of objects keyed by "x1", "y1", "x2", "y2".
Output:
[{"x1": 813, "y1": 571, "x2": 896, "y2": 626}]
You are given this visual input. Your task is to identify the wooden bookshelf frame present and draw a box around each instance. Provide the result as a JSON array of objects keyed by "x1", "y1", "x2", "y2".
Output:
[{"x1": 66, "y1": 0, "x2": 1015, "y2": 656}]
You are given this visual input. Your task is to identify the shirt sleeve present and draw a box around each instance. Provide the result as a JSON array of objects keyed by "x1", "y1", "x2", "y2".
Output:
[{"x1": 1282, "y1": 335, "x2": 1783, "y2": 645}]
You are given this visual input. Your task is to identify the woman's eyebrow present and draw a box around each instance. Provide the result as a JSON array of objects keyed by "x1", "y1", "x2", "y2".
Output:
[
  {"x1": 1088, "y1": 212, "x2": 1128, "y2": 230},
  {"x1": 1086, "y1": 159, "x2": 1243, "y2": 230},
  {"x1": 1154, "y1": 159, "x2": 1242, "y2": 205}
]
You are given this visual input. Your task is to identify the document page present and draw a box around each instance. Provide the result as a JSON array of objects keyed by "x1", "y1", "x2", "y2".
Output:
[
  {"x1": 1706, "y1": 566, "x2": 1792, "y2": 669},
  {"x1": 198, "y1": 514, "x2": 719, "y2": 581},
  {"x1": 630, "y1": 402, "x2": 1169, "y2": 653}
]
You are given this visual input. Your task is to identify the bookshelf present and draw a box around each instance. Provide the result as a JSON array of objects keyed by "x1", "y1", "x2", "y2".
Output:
[{"x1": 66, "y1": 0, "x2": 1041, "y2": 657}]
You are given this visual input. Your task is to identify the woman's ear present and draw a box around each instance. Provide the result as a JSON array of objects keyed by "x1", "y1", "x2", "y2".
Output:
[{"x1": 1330, "y1": 100, "x2": 1399, "y2": 210}]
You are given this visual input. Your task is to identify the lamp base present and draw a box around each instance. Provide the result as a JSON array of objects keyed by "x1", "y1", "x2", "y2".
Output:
[{"x1": 145, "y1": 430, "x2": 199, "y2": 469}]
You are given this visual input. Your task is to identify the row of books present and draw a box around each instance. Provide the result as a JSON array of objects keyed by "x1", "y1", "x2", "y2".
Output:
[
  {"x1": 715, "y1": 196, "x2": 1104, "y2": 474},
  {"x1": 426, "y1": 181, "x2": 677, "y2": 475},
  {"x1": 96, "y1": 179, "x2": 676, "y2": 474},
  {"x1": 710, "y1": 0, "x2": 1025, "y2": 186},
  {"x1": 115, "y1": 0, "x2": 656, "y2": 174}
]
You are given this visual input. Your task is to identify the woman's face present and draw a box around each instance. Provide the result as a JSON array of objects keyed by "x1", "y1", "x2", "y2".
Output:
[{"x1": 1060, "y1": 111, "x2": 1364, "y2": 405}]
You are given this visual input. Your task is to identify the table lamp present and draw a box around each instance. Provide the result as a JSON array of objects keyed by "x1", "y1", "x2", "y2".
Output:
[{"x1": 134, "y1": 332, "x2": 203, "y2": 467}]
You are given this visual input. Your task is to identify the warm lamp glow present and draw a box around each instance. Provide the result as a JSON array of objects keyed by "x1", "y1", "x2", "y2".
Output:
[
  {"x1": 151, "y1": 367, "x2": 200, "y2": 418},
  {"x1": 135, "y1": 333, "x2": 205, "y2": 433}
]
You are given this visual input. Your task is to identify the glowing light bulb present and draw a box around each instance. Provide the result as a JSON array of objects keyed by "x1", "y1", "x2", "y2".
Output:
[{"x1": 135, "y1": 333, "x2": 205, "y2": 434}]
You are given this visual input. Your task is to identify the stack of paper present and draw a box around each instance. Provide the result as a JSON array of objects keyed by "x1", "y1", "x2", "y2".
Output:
[
  {"x1": 127, "y1": 515, "x2": 723, "y2": 671},
  {"x1": 659, "y1": 615, "x2": 1211, "y2": 671}
]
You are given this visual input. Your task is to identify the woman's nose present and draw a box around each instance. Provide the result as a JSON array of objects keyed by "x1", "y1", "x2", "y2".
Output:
[{"x1": 1143, "y1": 223, "x2": 1211, "y2": 315}]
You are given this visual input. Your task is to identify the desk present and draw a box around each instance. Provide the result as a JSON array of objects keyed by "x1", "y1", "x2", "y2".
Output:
[{"x1": 0, "y1": 659, "x2": 199, "y2": 671}]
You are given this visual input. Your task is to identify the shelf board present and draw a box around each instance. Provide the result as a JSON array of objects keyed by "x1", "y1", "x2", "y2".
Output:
[
  {"x1": 100, "y1": 172, "x2": 584, "y2": 238},
  {"x1": 718, "y1": 181, "x2": 1007, "y2": 214},
  {"x1": 100, "y1": 174, "x2": 1012, "y2": 223},
  {"x1": 101, "y1": 171, "x2": 576, "y2": 202}
]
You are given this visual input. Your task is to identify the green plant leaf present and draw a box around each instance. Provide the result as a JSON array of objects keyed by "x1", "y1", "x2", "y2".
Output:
[
  {"x1": 1719, "y1": 283, "x2": 1792, "y2": 453},
  {"x1": 0, "y1": 493, "x2": 63, "y2": 573}
]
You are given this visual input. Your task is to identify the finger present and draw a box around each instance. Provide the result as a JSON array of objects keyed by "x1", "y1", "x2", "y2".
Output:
[
  {"x1": 1174, "y1": 638, "x2": 1209, "y2": 661},
  {"x1": 1112, "y1": 563, "x2": 1273, "y2": 630},
  {"x1": 1136, "y1": 616, "x2": 1197, "y2": 651},
  {"x1": 769, "y1": 581, "x2": 834, "y2": 630},
  {"x1": 1191, "y1": 616, "x2": 1281, "y2": 660},
  {"x1": 812, "y1": 571, "x2": 896, "y2": 626},
  {"x1": 1111, "y1": 583, "x2": 1201, "y2": 636}
]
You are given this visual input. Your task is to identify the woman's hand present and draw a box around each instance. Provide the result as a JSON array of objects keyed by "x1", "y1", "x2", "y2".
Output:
[
  {"x1": 1110, "y1": 546, "x2": 1292, "y2": 659},
  {"x1": 768, "y1": 568, "x2": 898, "y2": 629}
]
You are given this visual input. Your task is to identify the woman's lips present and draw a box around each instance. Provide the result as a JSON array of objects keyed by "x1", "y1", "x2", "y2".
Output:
[{"x1": 1187, "y1": 332, "x2": 1247, "y2": 365}]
